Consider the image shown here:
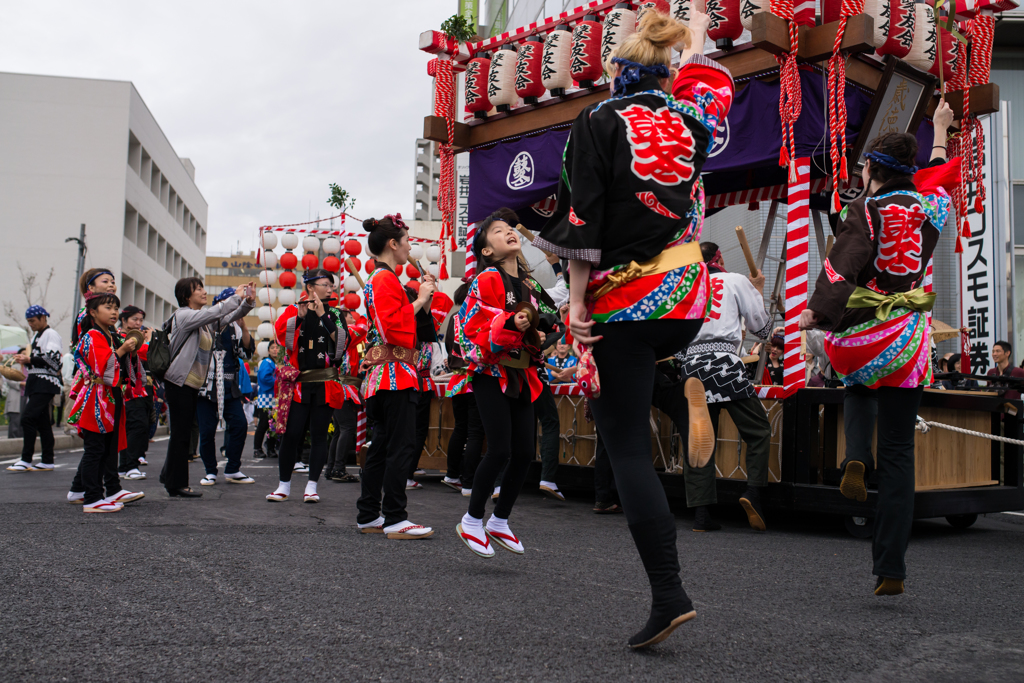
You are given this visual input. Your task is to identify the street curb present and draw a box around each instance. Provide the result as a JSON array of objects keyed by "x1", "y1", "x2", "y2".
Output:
[{"x1": 0, "y1": 425, "x2": 168, "y2": 456}]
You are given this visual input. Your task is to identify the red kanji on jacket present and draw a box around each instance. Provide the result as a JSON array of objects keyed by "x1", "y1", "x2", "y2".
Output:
[
  {"x1": 874, "y1": 203, "x2": 927, "y2": 276},
  {"x1": 616, "y1": 104, "x2": 697, "y2": 186}
]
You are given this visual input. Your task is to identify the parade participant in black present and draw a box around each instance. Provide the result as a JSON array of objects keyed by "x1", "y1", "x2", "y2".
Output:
[
  {"x1": 267, "y1": 269, "x2": 347, "y2": 503},
  {"x1": 116, "y1": 305, "x2": 154, "y2": 480},
  {"x1": 801, "y1": 102, "x2": 955, "y2": 596},
  {"x1": 442, "y1": 281, "x2": 485, "y2": 495},
  {"x1": 355, "y1": 215, "x2": 435, "y2": 538},
  {"x1": 535, "y1": 10, "x2": 733, "y2": 647},
  {"x1": 454, "y1": 207, "x2": 556, "y2": 558},
  {"x1": 196, "y1": 288, "x2": 257, "y2": 486},
  {"x1": 326, "y1": 309, "x2": 364, "y2": 482},
  {"x1": 672, "y1": 242, "x2": 772, "y2": 532},
  {"x1": 403, "y1": 287, "x2": 449, "y2": 490},
  {"x1": 7, "y1": 306, "x2": 63, "y2": 473},
  {"x1": 253, "y1": 341, "x2": 281, "y2": 459}
]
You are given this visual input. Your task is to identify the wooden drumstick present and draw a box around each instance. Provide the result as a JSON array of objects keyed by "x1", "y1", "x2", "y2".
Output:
[
  {"x1": 344, "y1": 258, "x2": 365, "y2": 288},
  {"x1": 515, "y1": 223, "x2": 535, "y2": 242},
  {"x1": 735, "y1": 226, "x2": 758, "y2": 275},
  {"x1": 825, "y1": 235, "x2": 834, "y2": 259}
]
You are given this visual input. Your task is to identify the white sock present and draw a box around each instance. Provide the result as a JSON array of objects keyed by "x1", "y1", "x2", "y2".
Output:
[
  {"x1": 305, "y1": 480, "x2": 318, "y2": 496},
  {"x1": 225, "y1": 472, "x2": 245, "y2": 479},
  {"x1": 407, "y1": 479, "x2": 416, "y2": 486},
  {"x1": 540, "y1": 480, "x2": 558, "y2": 490},
  {"x1": 486, "y1": 514, "x2": 509, "y2": 533},
  {"x1": 462, "y1": 512, "x2": 483, "y2": 529},
  {"x1": 275, "y1": 481, "x2": 291, "y2": 496}
]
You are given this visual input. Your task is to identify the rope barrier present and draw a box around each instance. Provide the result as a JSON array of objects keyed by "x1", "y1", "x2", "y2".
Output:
[{"x1": 915, "y1": 415, "x2": 1024, "y2": 446}]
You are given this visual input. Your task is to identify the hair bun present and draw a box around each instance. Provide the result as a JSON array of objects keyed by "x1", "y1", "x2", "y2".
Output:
[{"x1": 362, "y1": 217, "x2": 378, "y2": 233}]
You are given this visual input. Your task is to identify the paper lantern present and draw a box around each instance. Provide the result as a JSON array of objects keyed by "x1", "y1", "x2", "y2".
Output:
[
  {"x1": 257, "y1": 305, "x2": 277, "y2": 322},
  {"x1": 263, "y1": 250, "x2": 278, "y2": 269},
  {"x1": 302, "y1": 235, "x2": 321, "y2": 252},
  {"x1": 278, "y1": 271, "x2": 297, "y2": 289},
  {"x1": 280, "y1": 232, "x2": 299, "y2": 250},
  {"x1": 365, "y1": 259, "x2": 377, "y2": 274},
  {"x1": 515, "y1": 35, "x2": 546, "y2": 105},
  {"x1": 256, "y1": 341, "x2": 270, "y2": 357},
  {"x1": 465, "y1": 53, "x2": 492, "y2": 118},
  {"x1": 425, "y1": 245, "x2": 441, "y2": 262},
  {"x1": 428, "y1": 263, "x2": 440, "y2": 277},
  {"x1": 393, "y1": 263, "x2": 404, "y2": 277},
  {"x1": 322, "y1": 237, "x2": 341, "y2": 254},
  {"x1": 344, "y1": 256, "x2": 362, "y2": 273},
  {"x1": 405, "y1": 280, "x2": 421, "y2": 294},
  {"x1": 636, "y1": 0, "x2": 671, "y2": 26},
  {"x1": 343, "y1": 293, "x2": 361, "y2": 310},
  {"x1": 279, "y1": 252, "x2": 298, "y2": 270},
  {"x1": 906, "y1": 3, "x2": 936, "y2": 72},
  {"x1": 344, "y1": 275, "x2": 360, "y2": 293},
  {"x1": 410, "y1": 244, "x2": 424, "y2": 261},
  {"x1": 670, "y1": 0, "x2": 692, "y2": 24},
  {"x1": 257, "y1": 287, "x2": 276, "y2": 305},
  {"x1": 929, "y1": 25, "x2": 959, "y2": 78},
  {"x1": 740, "y1": 0, "x2": 769, "y2": 31},
  {"x1": 344, "y1": 239, "x2": 362, "y2": 256},
  {"x1": 323, "y1": 255, "x2": 341, "y2": 273},
  {"x1": 258, "y1": 270, "x2": 277, "y2": 286},
  {"x1": 706, "y1": 0, "x2": 743, "y2": 50},
  {"x1": 571, "y1": 14, "x2": 604, "y2": 88},
  {"x1": 542, "y1": 25, "x2": 573, "y2": 96},
  {"x1": 602, "y1": 5, "x2": 637, "y2": 69},
  {"x1": 488, "y1": 44, "x2": 518, "y2": 112},
  {"x1": 877, "y1": 0, "x2": 915, "y2": 59},
  {"x1": 405, "y1": 264, "x2": 421, "y2": 279},
  {"x1": 863, "y1": 0, "x2": 890, "y2": 48},
  {"x1": 257, "y1": 322, "x2": 274, "y2": 339},
  {"x1": 262, "y1": 233, "x2": 278, "y2": 249},
  {"x1": 278, "y1": 288, "x2": 296, "y2": 306},
  {"x1": 301, "y1": 253, "x2": 319, "y2": 270}
]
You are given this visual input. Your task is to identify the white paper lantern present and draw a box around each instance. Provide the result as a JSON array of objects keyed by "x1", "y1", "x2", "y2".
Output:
[
  {"x1": 906, "y1": 3, "x2": 936, "y2": 72},
  {"x1": 278, "y1": 288, "x2": 296, "y2": 306},
  {"x1": 671, "y1": 0, "x2": 693, "y2": 25},
  {"x1": 488, "y1": 44, "x2": 517, "y2": 112},
  {"x1": 322, "y1": 237, "x2": 341, "y2": 254},
  {"x1": 542, "y1": 25, "x2": 574, "y2": 95},
  {"x1": 257, "y1": 341, "x2": 270, "y2": 357},
  {"x1": 257, "y1": 305, "x2": 278, "y2": 322},
  {"x1": 410, "y1": 244, "x2": 424, "y2": 261},
  {"x1": 425, "y1": 245, "x2": 442, "y2": 262},
  {"x1": 863, "y1": 0, "x2": 889, "y2": 48},
  {"x1": 262, "y1": 232, "x2": 278, "y2": 249},
  {"x1": 257, "y1": 287, "x2": 277, "y2": 305},
  {"x1": 280, "y1": 232, "x2": 299, "y2": 250},
  {"x1": 344, "y1": 275, "x2": 360, "y2": 293},
  {"x1": 427, "y1": 263, "x2": 440, "y2": 277},
  {"x1": 263, "y1": 250, "x2": 278, "y2": 268},
  {"x1": 258, "y1": 269, "x2": 277, "y2": 286},
  {"x1": 603, "y1": 5, "x2": 637, "y2": 68},
  {"x1": 739, "y1": 0, "x2": 768, "y2": 32},
  {"x1": 302, "y1": 235, "x2": 321, "y2": 252},
  {"x1": 364, "y1": 242, "x2": 375, "y2": 257},
  {"x1": 257, "y1": 322, "x2": 275, "y2": 339}
]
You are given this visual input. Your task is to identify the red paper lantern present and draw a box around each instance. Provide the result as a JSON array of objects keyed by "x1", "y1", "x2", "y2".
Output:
[
  {"x1": 393, "y1": 263, "x2": 404, "y2": 277},
  {"x1": 876, "y1": 0, "x2": 915, "y2": 59},
  {"x1": 345, "y1": 256, "x2": 362, "y2": 273},
  {"x1": 406, "y1": 280, "x2": 421, "y2": 294},
  {"x1": 343, "y1": 293, "x2": 361, "y2": 310},
  {"x1": 405, "y1": 264, "x2": 421, "y2": 279},
  {"x1": 278, "y1": 271, "x2": 297, "y2": 289},
  {"x1": 365, "y1": 259, "x2": 377, "y2": 274},
  {"x1": 706, "y1": 0, "x2": 742, "y2": 50},
  {"x1": 322, "y1": 255, "x2": 341, "y2": 273},
  {"x1": 465, "y1": 53, "x2": 492, "y2": 118},
  {"x1": 280, "y1": 252, "x2": 298, "y2": 270},
  {"x1": 929, "y1": 26, "x2": 959, "y2": 78},
  {"x1": 302, "y1": 253, "x2": 319, "y2": 270},
  {"x1": 570, "y1": 14, "x2": 603, "y2": 89},
  {"x1": 515, "y1": 35, "x2": 546, "y2": 105},
  {"x1": 344, "y1": 239, "x2": 362, "y2": 256}
]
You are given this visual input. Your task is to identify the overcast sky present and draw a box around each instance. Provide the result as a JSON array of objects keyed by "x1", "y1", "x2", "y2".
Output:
[{"x1": 1, "y1": 0, "x2": 453, "y2": 255}]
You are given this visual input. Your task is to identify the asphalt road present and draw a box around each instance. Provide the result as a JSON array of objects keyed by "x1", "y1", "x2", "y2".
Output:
[{"x1": 2, "y1": 434, "x2": 1023, "y2": 683}]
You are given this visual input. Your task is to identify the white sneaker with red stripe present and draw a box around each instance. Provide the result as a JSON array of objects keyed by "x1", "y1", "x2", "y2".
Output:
[
  {"x1": 83, "y1": 500, "x2": 123, "y2": 513},
  {"x1": 485, "y1": 517, "x2": 525, "y2": 554},
  {"x1": 457, "y1": 522, "x2": 494, "y2": 558},
  {"x1": 383, "y1": 520, "x2": 434, "y2": 540},
  {"x1": 106, "y1": 490, "x2": 145, "y2": 504}
]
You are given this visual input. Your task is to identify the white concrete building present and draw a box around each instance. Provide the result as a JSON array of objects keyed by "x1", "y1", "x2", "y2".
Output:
[{"x1": 0, "y1": 72, "x2": 206, "y2": 344}]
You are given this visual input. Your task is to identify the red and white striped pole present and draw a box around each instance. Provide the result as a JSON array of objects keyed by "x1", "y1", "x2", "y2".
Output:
[{"x1": 783, "y1": 157, "x2": 810, "y2": 396}]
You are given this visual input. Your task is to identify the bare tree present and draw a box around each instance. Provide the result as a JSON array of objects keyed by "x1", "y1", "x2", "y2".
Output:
[{"x1": 2, "y1": 263, "x2": 70, "y2": 335}]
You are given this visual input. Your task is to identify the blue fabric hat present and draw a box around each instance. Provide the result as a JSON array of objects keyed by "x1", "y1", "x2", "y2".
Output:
[
  {"x1": 25, "y1": 305, "x2": 49, "y2": 319},
  {"x1": 213, "y1": 288, "x2": 235, "y2": 304}
]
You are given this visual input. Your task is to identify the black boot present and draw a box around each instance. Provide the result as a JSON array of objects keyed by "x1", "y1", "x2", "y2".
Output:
[
  {"x1": 738, "y1": 486, "x2": 766, "y2": 531},
  {"x1": 253, "y1": 447, "x2": 266, "y2": 459},
  {"x1": 692, "y1": 506, "x2": 721, "y2": 532},
  {"x1": 626, "y1": 514, "x2": 697, "y2": 649}
]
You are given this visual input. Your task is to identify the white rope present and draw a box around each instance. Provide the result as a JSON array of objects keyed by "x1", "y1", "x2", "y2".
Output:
[{"x1": 915, "y1": 416, "x2": 1024, "y2": 446}]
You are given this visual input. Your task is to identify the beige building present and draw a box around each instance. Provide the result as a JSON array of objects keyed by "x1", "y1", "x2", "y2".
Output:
[{"x1": 204, "y1": 252, "x2": 263, "y2": 334}]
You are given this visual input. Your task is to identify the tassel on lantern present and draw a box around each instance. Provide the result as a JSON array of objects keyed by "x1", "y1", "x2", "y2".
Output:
[
  {"x1": 571, "y1": 14, "x2": 604, "y2": 88},
  {"x1": 515, "y1": 35, "x2": 546, "y2": 105},
  {"x1": 706, "y1": 0, "x2": 743, "y2": 50},
  {"x1": 488, "y1": 44, "x2": 518, "y2": 113},
  {"x1": 464, "y1": 53, "x2": 492, "y2": 118},
  {"x1": 832, "y1": 191, "x2": 842, "y2": 213},
  {"x1": 542, "y1": 24, "x2": 574, "y2": 96}
]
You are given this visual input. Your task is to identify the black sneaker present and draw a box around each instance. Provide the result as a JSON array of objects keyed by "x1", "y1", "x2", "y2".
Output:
[
  {"x1": 692, "y1": 506, "x2": 721, "y2": 532},
  {"x1": 593, "y1": 501, "x2": 623, "y2": 514},
  {"x1": 738, "y1": 487, "x2": 767, "y2": 532},
  {"x1": 253, "y1": 448, "x2": 267, "y2": 459}
]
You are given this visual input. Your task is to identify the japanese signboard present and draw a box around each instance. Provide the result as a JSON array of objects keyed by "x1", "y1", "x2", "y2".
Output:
[{"x1": 456, "y1": 153, "x2": 470, "y2": 250}]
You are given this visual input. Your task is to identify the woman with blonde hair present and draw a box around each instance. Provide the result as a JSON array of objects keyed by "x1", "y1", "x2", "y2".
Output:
[{"x1": 536, "y1": 9, "x2": 734, "y2": 648}]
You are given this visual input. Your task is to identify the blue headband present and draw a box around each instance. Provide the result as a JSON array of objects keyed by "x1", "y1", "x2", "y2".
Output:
[
  {"x1": 303, "y1": 271, "x2": 331, "y2": 284},
  {"x1": 864, "y1": 151, "x2": 917, "y2": 176},
  {"x1": 87, "y1": 270, "x2": 113, "y2": 286},
  {"x1": 611, "y1": 57, "x2": 669, "y2": 97},
  {"x1": 25, "y1": 305, "x2": 49, "y2": 319},
  {"x1": 213, "y1": 289, "x2": 235, "y2": 304}
]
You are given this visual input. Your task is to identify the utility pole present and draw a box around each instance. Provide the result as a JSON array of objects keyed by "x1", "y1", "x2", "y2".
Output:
[{"x1": 66, "y1": 224, "x2": 87, "y2": 316}]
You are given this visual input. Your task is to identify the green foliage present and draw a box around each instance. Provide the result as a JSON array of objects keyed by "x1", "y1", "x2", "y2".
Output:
[
  {"x1": 440, "y1": 13, "x2": 475, "y2": 42},
  {"x1": 327, "y1": 183, "x2": 356, "y2": 213}
]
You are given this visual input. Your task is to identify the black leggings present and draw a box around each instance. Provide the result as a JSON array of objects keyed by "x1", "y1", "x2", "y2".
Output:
[
  {"x1": 589, "y1": 319, "x2": 703, "y2": 525},
  {"x1": 468, "y1": 372, "x2": 536, "y2": 520},
  {"x1": 447, "y1": 392, "x2": 484, "y2": 483},
  {"x1": 79, "y1": 399, "x2": 124, "y2": 505},
  {"x1": 326, "y1": 402, "x2": 358, "y2": 473},
  {"x1": 277, "y1": 400, "x2": 333, "y2": 483}
]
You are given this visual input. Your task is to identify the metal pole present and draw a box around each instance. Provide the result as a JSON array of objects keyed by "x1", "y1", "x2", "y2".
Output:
[{"x1": 66, "y1": 224, "x2": 87, "y2": 316}]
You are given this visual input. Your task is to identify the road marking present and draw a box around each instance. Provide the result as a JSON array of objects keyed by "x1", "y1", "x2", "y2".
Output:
[{"x1": 1001, "y1": 511, "x2": 1024, "y2": 517}]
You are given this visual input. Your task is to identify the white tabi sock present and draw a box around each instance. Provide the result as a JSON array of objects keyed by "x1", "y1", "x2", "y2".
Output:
[
  {"x1": 462, "y1": 512, "x2": 484, "y2": 530},
  {"x1": 486, "y1": 514, "x2": 510, "y2": 533},
  {"x1": 275, "y1": 481, "x2": 291, "y2": 496},
  {"x1": 305, "y1": 480, "x2": 318, "y2": 496}
]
